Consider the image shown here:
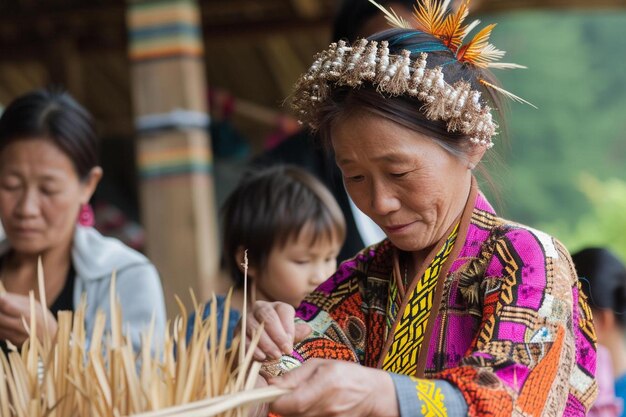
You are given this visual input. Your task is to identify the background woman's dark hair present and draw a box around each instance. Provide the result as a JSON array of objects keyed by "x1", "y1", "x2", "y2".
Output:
[
  {"x1": 0, "y1": 88, "x2": 99, "y2": 179},
  {"x1": 332, "y1": 0, "x2": 417, "y2": 42},
  {"x1": 222, "y1": 165, "x2": 346, "y2": 288},
  {"x1": 572, "y1": 247, "x2": 626, "y2": 328}
]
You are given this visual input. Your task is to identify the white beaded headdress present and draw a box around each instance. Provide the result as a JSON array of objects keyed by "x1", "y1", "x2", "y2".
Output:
[{"x1": 291, "y1": 0, "x2": 533, "y2": 149}]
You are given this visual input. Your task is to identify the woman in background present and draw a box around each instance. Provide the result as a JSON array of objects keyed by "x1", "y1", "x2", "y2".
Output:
[
  {"x1": 0, "y1": 88, "x2": 166, "y2": 353},
  {"x1": 573, "y1": 247, "x2": 626, "y2": 417}
]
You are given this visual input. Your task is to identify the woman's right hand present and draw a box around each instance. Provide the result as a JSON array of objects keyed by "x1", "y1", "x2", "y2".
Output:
[
  {"x1": 245, "y1": 300, "x2": 311, "y2": 361},
  {"x1": 0, "y1": 292, "x2": 58, "y2": 346}
]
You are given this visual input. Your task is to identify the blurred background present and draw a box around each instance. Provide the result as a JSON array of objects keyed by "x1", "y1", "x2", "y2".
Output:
[{"x1": 0, "y1": 0, "x2": 624, "y2": 309}]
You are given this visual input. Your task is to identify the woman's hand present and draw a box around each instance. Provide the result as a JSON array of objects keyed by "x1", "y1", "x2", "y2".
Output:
[
  {"x1": 268, "y1": 359, "x2": 399, "y2": 417},
  {"x1": 245, "y1": 300, "x2": 311, "y2": 361},
  {"x1": 0, "y1": 292, "x2": 58, "y2": 346}
]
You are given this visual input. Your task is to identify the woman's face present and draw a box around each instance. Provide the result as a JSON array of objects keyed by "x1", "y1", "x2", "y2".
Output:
[
  {"x1": 0, "y1": 138, "x2": 101, "y2": 255},
  {"x1": 332, "y1": 111, "x2": 481, "y2": 256}
]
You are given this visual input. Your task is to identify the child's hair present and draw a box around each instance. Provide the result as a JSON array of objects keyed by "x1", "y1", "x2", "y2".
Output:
[{"x1": 222, "y1": 165, "x2": 346, "y2": 287}]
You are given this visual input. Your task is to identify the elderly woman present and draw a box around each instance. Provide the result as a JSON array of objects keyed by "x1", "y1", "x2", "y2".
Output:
[
  {"x1": 0, "y1": 89, "x2": 166, "y2": 353},
  {"x1": 244, "y1": 2, "x2": 597, "y2": 416}
]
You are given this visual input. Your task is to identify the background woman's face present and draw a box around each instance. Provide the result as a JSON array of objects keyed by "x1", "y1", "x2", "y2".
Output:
[
  {"x1": 0, "y1": 138, "x2": 95, "y2": 255},
  {"x1": 332, "y1": 112, "x2": 474, "y2": 255}
]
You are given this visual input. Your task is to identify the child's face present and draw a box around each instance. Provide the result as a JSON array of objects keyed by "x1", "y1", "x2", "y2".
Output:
[{"x1": 255, "y1": 227, "x2": 342, "y2": 308}]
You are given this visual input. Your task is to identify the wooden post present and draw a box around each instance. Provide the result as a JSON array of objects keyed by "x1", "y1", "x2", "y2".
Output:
[{"x1": 126, "y1": 0, "x2": 220, "y2": 316}]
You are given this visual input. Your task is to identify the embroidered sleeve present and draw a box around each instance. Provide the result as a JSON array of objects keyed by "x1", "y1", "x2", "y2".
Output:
[
  {"x1": 262, "y1": 247, "x2": 377, "y2": 377},
  {"x1": 390, "y1": 373, "x2": 468, "y2": 417},
  {"x1": 435, "y1": 228, "x2": 598, "y2": 417}
]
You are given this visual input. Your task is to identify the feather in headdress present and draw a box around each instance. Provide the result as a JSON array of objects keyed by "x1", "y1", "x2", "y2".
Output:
[
  {"x1": 456, "y1": 24, "x2": 500, "y2": 66},
  {"x1": 368, "y1": 0, "x2": 412, "y2": 29},
  {"x1": 367, "y1": 0, "x2": 532, "y2": 107},
  {"x1": 369, "y1": 0, "x2": 524, "y2": 70},
  {"x1": 480, "y1": 79, "x2": 537, "y2": 108},
  {"x1": 440, "y1": 0, "x2": 479, "y2": 51},
  {"x1": 411, "y1": 0, "x2": 450, "y2": 36}
]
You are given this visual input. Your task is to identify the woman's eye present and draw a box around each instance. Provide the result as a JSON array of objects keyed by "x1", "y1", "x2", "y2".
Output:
[
  {"x1": 390, "y1": 172, "x2": 409, "y2": 178},
  {"x1": 41, "y1": 187, "x2": 60, "y2": 196},
  {"x1": 345, "y1": 175, "x2": 365, "y2": 183},
  {"x1": 0, "y1": 182, "x2": 20, "y2": 191},
  {"x1": 292, "y1": 259, "x2": 310, "y2": 265}
]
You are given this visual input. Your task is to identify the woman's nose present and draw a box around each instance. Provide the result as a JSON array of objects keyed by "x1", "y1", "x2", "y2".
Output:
[
  {"x1": 16, "y1": 189, "x2": 41, "y2": 218},
  {"x1": 370, "y1": 181, "x2": 400, "y2": 215}
]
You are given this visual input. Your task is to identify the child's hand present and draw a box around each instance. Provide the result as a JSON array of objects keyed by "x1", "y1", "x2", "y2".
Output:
[{"x1": 245, "y1": 300, "x2": 311, "y2": 361}]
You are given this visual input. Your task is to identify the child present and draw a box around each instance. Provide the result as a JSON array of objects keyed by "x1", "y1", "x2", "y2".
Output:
[{"x1": 188, "y1": 165, "x2": 346, "y2": 346}]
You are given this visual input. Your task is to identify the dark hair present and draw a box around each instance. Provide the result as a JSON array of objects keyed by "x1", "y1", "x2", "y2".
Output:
[
  {"x1": 572, "y1": 247, "x2": 626, "y2": 328},
  {"x1": 0, "y1": 88, "x2": 99, "y2": 179},
  {"x1": 332, "y1": 0, "x2": 417, "y2": 42},
  {"x1": 222, "y1": 165, "x2": 346, "y2": 287}
]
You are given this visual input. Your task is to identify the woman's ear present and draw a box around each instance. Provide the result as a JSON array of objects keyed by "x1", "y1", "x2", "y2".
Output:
[
  {"x1": 235, "y1": 246, "x2": 258, "y2": 279},
  {"x1": 466, "y1": 145, "x2": 487, "y2": 169},
  {"x1": 80, "y1": 166, "x2": 103, "y2": 204}
]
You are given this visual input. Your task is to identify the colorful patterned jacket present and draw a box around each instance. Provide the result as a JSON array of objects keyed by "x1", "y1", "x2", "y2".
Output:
[{"x1": 271, "y1": 185, "x2": 597, "y2": 416}]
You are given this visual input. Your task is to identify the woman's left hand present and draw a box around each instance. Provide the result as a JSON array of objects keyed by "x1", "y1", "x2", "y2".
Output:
[
  {"x1": 0, "y1": 292, "x2": 58, "y2": 346},
  {"x1": 268, "y1": 358, "x2": 399, "y2": 417}
]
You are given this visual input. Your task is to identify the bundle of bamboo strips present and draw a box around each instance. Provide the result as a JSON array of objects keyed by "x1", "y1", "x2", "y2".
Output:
[{"x1": 0, "y1": 257, "x2": 287, "y2": 417}]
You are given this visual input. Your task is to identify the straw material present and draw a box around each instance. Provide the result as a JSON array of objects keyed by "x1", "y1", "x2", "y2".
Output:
[{"x1": 0, "y1": 257, "x2": 287, "y2": 416}]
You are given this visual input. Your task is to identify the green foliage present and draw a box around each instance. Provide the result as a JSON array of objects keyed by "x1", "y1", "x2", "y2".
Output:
[
  {"x1": 478, "y1": 11, "x2": 626, "y2": 253},
  {"x1": 539, "y1": 175, "x2": 626, "y2": 262}
]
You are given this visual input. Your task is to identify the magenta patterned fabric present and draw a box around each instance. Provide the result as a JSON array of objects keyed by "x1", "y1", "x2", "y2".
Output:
[{"x1": 281, "y1": 189, "x2": 597, "y2": 416}]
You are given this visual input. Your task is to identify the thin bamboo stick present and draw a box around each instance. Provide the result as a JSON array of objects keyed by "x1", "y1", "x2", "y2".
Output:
[
  {"x1": 129, "y1": 386, "x2": 289, "y2": 417},
  {"x1": 36, "y1": 257, "x2": 51, "y2": 353},
  {"x1": 0, "y1": 354, "x2": 11, "y2": 417}
]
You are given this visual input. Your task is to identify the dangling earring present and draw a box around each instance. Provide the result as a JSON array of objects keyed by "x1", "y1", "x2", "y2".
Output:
[
  {"x1": 468, "y1": 162, "x2": 476, "y2": 171},
  {"x1": 78, "y1": 203, "x2": 95, "y2": 227}
]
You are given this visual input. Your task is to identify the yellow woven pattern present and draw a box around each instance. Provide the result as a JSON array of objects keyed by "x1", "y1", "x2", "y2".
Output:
[{"x1": 382, "y1": 225, "x2": 458, "y2": 375}]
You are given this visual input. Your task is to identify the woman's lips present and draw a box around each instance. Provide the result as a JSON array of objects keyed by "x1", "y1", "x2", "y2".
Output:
[
  {"x1": 12, "y1": 227, "x2": 41, "y2": 235},
  {"x1": 383, "y1": 221, "x2": 417, "y2": 233}
]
